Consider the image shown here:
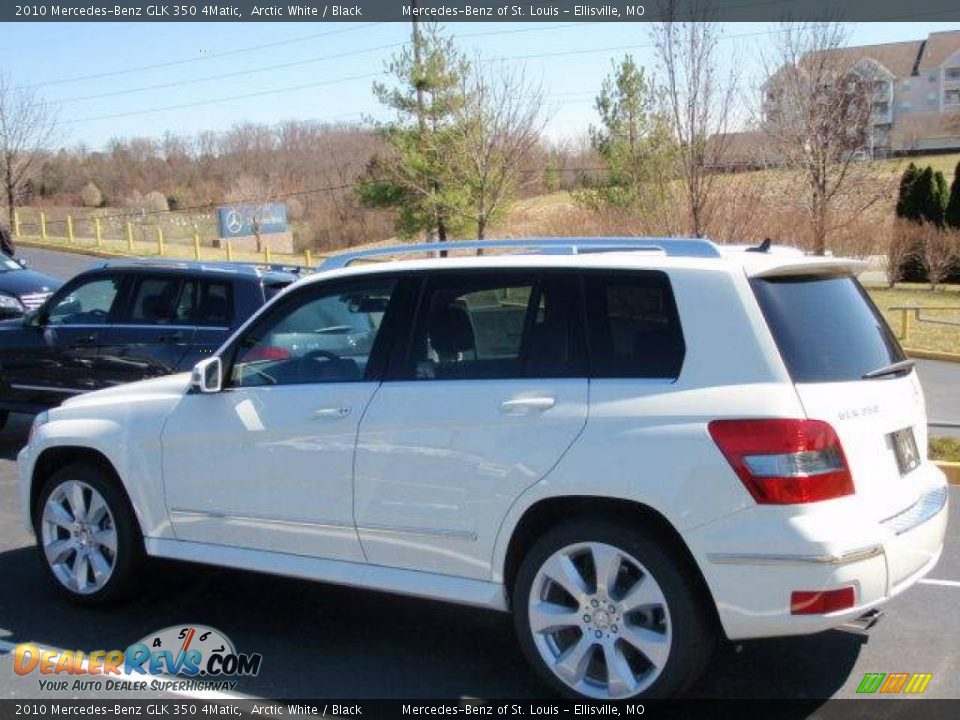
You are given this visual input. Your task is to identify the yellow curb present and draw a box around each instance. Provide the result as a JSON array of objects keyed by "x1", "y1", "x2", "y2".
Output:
[
  {"x1": 16, "y1": 238, "x2": 328, "y2": 266},
  {"x1": 936, "y1": 462, "x2": 960, "y2": 485},
  {"x1": 904, "y1": 348, "x2": 960, "y2": 363},
  {"x1": 18, "y1": 238, "x2": 132, "y2": 260}
]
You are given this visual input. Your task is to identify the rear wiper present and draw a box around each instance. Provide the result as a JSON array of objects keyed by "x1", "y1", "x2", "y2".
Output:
[{"x1": 862, "y1": 359, "x2": 915, "y2": 380}]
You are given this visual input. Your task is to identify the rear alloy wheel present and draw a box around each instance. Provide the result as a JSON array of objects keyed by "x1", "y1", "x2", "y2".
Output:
[
  {"x1": 514, "y1": 520, "x2": 715, "y2": 699},
  {"x1": 35, "y1": 463, "x2": 144, "y2": 604}
]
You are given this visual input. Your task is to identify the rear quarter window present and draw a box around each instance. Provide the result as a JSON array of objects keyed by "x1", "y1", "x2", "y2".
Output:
[
  {"x1": 584, "y1": 271, "x2": 685, "y2": 379},
  {"x1": 751, "y1": 274, "x2": 905, "y2": 383}
]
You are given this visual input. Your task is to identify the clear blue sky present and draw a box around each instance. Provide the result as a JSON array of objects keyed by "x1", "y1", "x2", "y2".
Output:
[{"x1": 2, "y1": 20, "x2": 958, "y2": 149}]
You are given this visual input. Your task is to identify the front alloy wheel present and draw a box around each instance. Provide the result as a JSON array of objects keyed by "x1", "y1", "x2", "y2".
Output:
[
  {"x1": 35, "y1": 463, "x2": 144, "y2": 604},
  {"x1": 41, "y1": 480, "x2": 118, "y2": 594}
]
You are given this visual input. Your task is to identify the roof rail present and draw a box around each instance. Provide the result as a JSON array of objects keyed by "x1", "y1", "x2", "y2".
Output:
[
  {"x1": 98, "y1": 258, "x2": 310, "y2": 277},
  {"x1": 319, "y1": 237, "x2": 720, "y2": 270}
]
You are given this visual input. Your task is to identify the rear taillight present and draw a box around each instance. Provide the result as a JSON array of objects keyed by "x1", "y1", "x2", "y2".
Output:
[{"x1": 708, "y1": 419, "x2": 854, "y2": 504}]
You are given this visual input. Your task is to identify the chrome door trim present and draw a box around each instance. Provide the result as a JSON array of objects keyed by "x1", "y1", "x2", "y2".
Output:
[{"x1": 358, "y1": 523, "x2": 478, "y2": 542}]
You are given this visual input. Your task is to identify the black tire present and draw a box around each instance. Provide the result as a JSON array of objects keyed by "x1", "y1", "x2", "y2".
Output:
[
  {"x1": 513, "y1": 518, "x2": 716, "y2": 699},
  {"x1": 33, "y1": 462, "x2": 145, "y2": 605}
]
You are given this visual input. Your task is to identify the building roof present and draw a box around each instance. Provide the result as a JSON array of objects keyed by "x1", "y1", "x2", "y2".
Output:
[
  {"x1": 806, "y1": 40, "x2": 924, "y2": 78},
  {"x1": 918, "y1": 30, "x2": 960, "y2": 71}
]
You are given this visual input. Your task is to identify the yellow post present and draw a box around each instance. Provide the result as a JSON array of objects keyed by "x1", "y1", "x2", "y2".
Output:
[
  {"x1": 304, "y1": 249, "x2": 312, "y2": 267},
  {"x1": 265, "y1": 245, "x2": 271, "y2": 264},
  {"x1": 226, "y1": 240, "x2": 233, "y2": 261},
  {"x1": 40, "y1": 212, "x2": 47, "y2": 240},
  {"x1": 94, "y1": 218, "x2": 102, "y2": 248},
  {"x1": 66, "y1": 216, "x2": 74, "y2": 243},
  {"x1": 13, "y1": 211, "x2": 20, "y2": 239},
  {"x1": 126, "y1": 222, "x2": 134, "y2": 251},
  {"x1": 157, "y1": 226, "x2": 164, "y2": 256},
  {"x1": 193, "y1": 231, "x2": 201, "y2": 260}
]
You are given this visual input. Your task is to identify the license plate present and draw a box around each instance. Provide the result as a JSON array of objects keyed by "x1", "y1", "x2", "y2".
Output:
[{"x1": 890, "y1": 427, "x2": 920, "y2": 475}]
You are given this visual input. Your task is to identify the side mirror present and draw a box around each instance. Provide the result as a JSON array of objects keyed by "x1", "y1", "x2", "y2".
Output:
[
  {"x1": 15, "y1": 257, "x2": 28, "y2": 269},
  {"x1": 191, "y1": 357, "x2": 223, "y2": 394}
]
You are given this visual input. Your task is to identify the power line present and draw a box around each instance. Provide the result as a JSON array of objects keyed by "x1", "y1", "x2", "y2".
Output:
[
  {"x1": 25, "y1": 23, "x2": 383, "y2": 90},
  {"x1": 53, "y1": 73, "x2": 386, "y2": 126},
  {"x1": 46, "y1": 12, "x2": 953, "y2": 129},
  {"x1": 37, "y1": 164, "x2": 610, "y2": 226},
  {"x1": 42, "y1": 22, "x2": 594, "y2": 105},
  {"x1": 50, "y1": 43, "x2": 402, "y2": 105}
]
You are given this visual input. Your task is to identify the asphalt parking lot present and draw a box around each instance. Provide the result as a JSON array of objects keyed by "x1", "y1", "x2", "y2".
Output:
[{"x1": 0, "y1": 246, "x2": 957, "y2": 702}]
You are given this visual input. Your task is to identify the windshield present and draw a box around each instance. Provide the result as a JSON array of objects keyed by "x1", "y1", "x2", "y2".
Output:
[
  {"x1": 0, "y1": 253, "x2": 21, "y2": 272},
  {"x1": 751, "y1": 274, "x2": 906, "y2": 383}
]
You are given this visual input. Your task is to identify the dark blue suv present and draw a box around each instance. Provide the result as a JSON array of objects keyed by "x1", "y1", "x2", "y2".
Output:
[{"x1": 0, "y1": 259, "x2": 301, "y2": 429}]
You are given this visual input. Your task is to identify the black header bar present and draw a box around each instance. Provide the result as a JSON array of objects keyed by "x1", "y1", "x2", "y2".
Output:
[{"x1": 4, "y1": 0, "x2": 960, "y2": 23}]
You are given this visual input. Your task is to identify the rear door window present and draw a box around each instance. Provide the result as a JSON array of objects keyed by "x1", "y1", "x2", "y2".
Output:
[
  {"x1": 128, "y1": 277, "x2": 185, "y2": 325},
  {"x1": 583, "y1": 272, "x2": 685, "y2": 379},
  {"x1": 750, "y1": 274, "x2": 905, "y2": 383},
  {"x1": 404, "y1": 272, "x2": 584, "y2": 380},
  {"x1": 193, "y1": 280, "x2": 234, "y2": 327}
]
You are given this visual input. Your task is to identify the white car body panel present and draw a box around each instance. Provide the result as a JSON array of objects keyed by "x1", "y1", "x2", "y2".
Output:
[
  {"x1": 17, "y1": 244, "x2": 948, "y2": 645},
  {"x1": 160, "y1": 382, "x2": 379, "y2": 562},
  {"x1": 354, "y1": 377, "x2": 588, "y2": 579}
]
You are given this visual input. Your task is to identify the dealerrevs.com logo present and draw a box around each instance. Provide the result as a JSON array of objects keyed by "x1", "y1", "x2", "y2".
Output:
[{"x1": 13, "y1": 625, "x2": 262, "y2": 693}]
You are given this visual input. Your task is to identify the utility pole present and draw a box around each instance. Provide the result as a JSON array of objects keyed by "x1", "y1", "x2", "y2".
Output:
[
  {"x1": 411, "y1": 0, "x2": 426, "y2": 133},
  {"x1": 410, "y1": 1, "x2": 447, "y2": 244}
]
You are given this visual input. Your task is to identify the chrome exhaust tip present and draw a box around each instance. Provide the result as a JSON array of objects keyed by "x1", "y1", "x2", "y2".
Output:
[{"x1": 843, "y1": 608, "x2": 885, "y2": 633}]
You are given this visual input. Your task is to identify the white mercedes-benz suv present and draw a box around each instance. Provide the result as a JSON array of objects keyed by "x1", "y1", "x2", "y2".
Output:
[{"x1": 18, "y1": 238, "x2": 948, "y2": 699}]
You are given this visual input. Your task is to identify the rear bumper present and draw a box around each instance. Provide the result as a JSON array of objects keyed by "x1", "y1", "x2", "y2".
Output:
[{"x1": 687, "y1": 465, "x2": 948, "y2": 640}]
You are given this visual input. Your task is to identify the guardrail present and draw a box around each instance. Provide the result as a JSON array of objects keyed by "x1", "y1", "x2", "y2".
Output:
[
  {"x1": 888, "y1": 305, "x2": 960, "y2": 342},
  {"x1": 11, "y1": 209, "x2": 320, "y2": 267}
]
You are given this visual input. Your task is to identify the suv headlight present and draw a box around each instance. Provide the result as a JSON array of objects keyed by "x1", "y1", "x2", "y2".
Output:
[
  {"x1": 28, "y1": 411, "x2": 49, "y2": 445},
  {"x1": 0, "y1": 292, "x2": 24, "y2": 316}
]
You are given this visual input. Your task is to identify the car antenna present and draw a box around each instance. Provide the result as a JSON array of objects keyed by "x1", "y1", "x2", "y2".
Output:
[{"x1": 746, "y1": 238, "x2": 772, "y2": 253}]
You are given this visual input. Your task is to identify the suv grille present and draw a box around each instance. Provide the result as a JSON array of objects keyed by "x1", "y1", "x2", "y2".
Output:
[{"x1": 20, "y1": 292, "x2": 52, "y2": 310}]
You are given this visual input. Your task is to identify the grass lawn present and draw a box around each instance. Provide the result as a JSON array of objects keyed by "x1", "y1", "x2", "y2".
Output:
[
  {"x1": 930, "y1": 437, "x2": 960, "y2": 462},
  {"x1": 863, "y1": 284, "x2": 960, "y2": 355}
]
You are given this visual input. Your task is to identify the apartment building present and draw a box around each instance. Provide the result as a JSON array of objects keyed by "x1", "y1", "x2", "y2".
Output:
[{"x1": 763, "y1": 30, "x2": 960, "y2": 157}]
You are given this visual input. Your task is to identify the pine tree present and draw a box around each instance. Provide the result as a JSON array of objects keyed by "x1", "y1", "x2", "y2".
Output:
[
  {"x1": 895, "y1": 162, "x2": 919, "y2": 220},
  {"x1": 931, "y1": 170, "x2": 948, "y2": 227},
  {"x1": 579, "y1": 55, "x2": 675, "y2": 214},
  {"x1": 945, "y1": 161, "x2": 960, "y2": 230},
  {"x1": 356, "y1": 23, "x2": 470, "y2": 241},
  {"x1": 911, "y1": 167, "x2": 945, "y2": 226}
]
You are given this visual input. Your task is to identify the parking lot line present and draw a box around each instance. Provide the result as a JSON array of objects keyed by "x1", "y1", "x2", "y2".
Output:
[{"x1": 918, "y1": 578, "x2": 960, "y2": 587}]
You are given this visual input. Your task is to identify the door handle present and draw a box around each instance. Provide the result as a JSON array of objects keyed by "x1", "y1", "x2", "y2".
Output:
[
  {"x1": 500, "y1": 397, "x2": 556, "y2": 414},
  {"x1": 314, "y1": 407, "x2": 351, "y2": 420},
  {"x1": 75, "y1": 334, "x2": 97, "y2": 346},
  {"x1": 160, "y1": 332, "x2": 184, "y2": 343}
]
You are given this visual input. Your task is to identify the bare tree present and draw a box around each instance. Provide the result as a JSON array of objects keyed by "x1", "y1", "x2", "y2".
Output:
[
  {"x1": 450, "y1": 60, "x2": 547, "y2": 240},
  {"x1": 649, "y1": 0, "x2": 738, "y2": 237},
  {"x1": 760, "y1": 22, "x2": 892, "y2": 255},
  {"x1": 922, "y1": 224, "x2": 959, "y2": 290},
  {"x1": 0, "y1": 73, "x2": 58, "y2": 229},
  {"x1": 885, "y1": 223, "x2": 913, "y2": 287}
]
